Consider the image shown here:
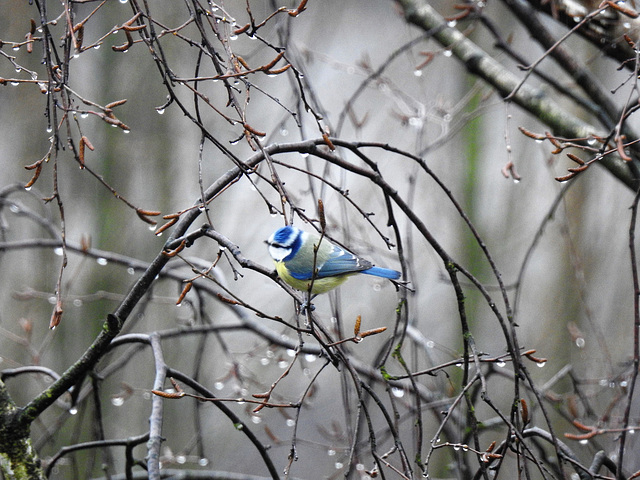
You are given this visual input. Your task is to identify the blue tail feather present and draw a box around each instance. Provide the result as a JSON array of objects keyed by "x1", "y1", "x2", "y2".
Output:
[{"x1": 361, "y1": 266, "x2": 401, "y2": 280}]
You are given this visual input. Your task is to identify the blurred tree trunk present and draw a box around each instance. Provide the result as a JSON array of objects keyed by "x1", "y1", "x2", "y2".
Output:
[{"x1": 0, "y1": 381, "x2": 44, "y2": 480}]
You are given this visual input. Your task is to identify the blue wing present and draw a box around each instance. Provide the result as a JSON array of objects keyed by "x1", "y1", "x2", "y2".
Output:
[
  {"x1": 287, "y1": 244, "x2": 371, "y2": 280},
  {"x1": 316, "y1": 246, "x2": 372, "y2": 278}
]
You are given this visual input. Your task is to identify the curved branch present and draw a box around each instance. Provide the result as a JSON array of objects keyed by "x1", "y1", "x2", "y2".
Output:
[{"x1": 393, "y1": 0, "x2": 639, "y2": 190}]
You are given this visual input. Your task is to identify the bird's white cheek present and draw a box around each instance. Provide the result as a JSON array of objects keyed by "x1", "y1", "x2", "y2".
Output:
[{"x1": 269, "y1": 245, "x2": 291, "y2": 262}]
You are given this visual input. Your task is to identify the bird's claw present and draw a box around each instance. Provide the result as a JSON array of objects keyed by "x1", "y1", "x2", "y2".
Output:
[{"x1": 300, "y1": 301, "x2": 316, "y2": 316}]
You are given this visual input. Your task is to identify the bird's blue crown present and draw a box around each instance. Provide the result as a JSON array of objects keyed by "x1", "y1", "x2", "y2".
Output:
[{"x1": 271, "y1": 226, "x2": 299, "y2": 247}]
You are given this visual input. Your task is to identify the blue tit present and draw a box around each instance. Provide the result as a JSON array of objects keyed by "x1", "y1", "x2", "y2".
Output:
[{"x1": 267, "y1": 225, "x2": 401, "y2": 295}]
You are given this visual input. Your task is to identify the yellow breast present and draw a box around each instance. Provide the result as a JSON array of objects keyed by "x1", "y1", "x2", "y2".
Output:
[{"x1": 274, "y1": 261, "x2": 350, "y2": 294}]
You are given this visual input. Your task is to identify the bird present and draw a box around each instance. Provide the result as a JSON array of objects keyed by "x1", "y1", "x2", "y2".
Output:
[{"x1": 266, "y1": 225, "x2": 401, "y2": 295}]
